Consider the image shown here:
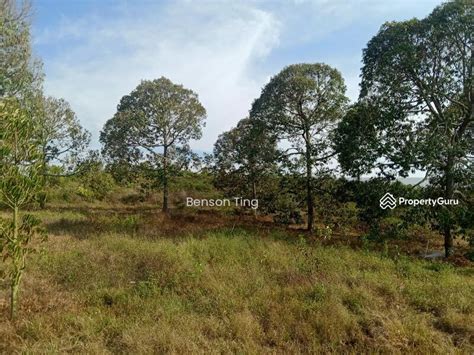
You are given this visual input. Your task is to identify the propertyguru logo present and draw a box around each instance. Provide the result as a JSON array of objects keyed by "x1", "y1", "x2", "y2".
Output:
[{"x1": 379, "y1": 193, "x2": 459, "y2": 210}]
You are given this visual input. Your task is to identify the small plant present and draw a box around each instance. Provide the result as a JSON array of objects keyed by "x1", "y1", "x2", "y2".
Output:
[
  {"x1": 79, "y1": 163, "x2": 116, "y2": 200},
  {"x1": 76, "y1": 186, "x2": 94, "y2": 201},
  {"x1": 273, "y1": 193, "x2": 303, "y2": 225},
  {"x1": 315, "y1": 225, "x2": 333, "y2": 240},
  {"x1": 360, "y1": 235, "x2": 372, "y2": 252},
  {"x1": 119, "y1": 215, "x2": 140, "y2": 235},
  {"x1": 466, "y1": 232, "x2": 474, "y2": 262}
]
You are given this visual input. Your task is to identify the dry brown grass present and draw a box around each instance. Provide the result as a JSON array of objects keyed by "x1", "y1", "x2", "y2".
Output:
[{"x1": 0, "y1": 205, "x2": 472, "y2": 353}]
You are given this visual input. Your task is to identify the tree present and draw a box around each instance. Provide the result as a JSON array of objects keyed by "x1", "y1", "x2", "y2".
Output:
[
  {"x1": 251, "y1": 63, "x2": 348, "y2": 231},
  {"x1": 0, "y1": 98, "x2": 45, "y2": 319},
  {"x1": 0, "y1": 0, "x2": 46, "y2": 320},
  {"x1": 100, "y1": 77, "x2": 206, "y2": 212},
  {"x1": 344, "y1": 0, "x2": 472, "y2": 256},
  {"x1": 213, "y1": 117, "x2": 277, "y2": 207},
  {"x1": 35, "y1": 95, "x2": 91, "y2": 173},
  {"x1": 33, "y1": 95, "x2": 91, "y2": 207},
  {"x1": 334, "y1": 102, "x2": 382, "y2": 180},
  {"x1": 0, "y1": 0, "x2": 41, "y2": 99}
]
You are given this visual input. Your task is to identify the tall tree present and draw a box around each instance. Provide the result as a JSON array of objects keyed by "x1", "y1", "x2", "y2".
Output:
[
  {"x1": 0, "y1": 0, "x2": 41, "y2": 99},
  {"x1": 251, "y1": 63, "x2": 348, "y2": 231},
  {"x1": 33, "y1": 95, "x2": 91, "y2": 207},
  {"x1": 213, "y1": 117, "x2": 277, "y2": 208},
  {"x1": 35, "y1": 95, "x2": 91, "y2": 174},
  {"x1": 100, "y1": 77, "x2": 206, "y2": 212},
  {"x1": 344, "y1": 0, "x2": 472, "y2": 256}
]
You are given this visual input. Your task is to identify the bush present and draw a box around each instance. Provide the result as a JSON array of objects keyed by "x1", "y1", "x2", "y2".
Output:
[
  {"x1": 76, "y1": 186, "x2": 94, "y2": 201},
  {"x1": 273, "y1": 193, "x2": 303, "y2": 225},
  {"x1": 315, "y1": 224, "x2": 333, "y2": 239},
  {"x1": 82, "y1": 171, "x2": 116, "y2": 200},
  {"x1": 379, "y1": 216, "x2": 407, "y2": 240}
]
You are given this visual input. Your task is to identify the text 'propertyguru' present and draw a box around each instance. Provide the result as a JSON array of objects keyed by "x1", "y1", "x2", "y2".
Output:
[{"x1": 398, "y1": 197, "x2": 459, "y2": 207}]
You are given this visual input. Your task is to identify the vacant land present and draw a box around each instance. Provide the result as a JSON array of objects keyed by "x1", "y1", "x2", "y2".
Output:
[{"x1": 0, "y1": 205, "x2": 472, "y2": 353}]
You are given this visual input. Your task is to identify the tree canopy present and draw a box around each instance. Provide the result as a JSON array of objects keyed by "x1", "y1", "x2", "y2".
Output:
[
  {"x1": 251, "y1": 63, "x2": 348, "y2": 230},
  {"x1": 0, "y1": 0, "x2": 41, "y2": 98},
  {"x1": 213, "y1": 117, "x2": 277, "y2": 202},
  {"x1": 100, "y1": 77, "x2": 206, "y2": 211},
  {"x1": 336, "y1": 0, "x2": 473, "y2": 256}
]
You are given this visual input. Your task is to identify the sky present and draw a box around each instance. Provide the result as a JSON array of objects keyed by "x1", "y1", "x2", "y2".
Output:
[{"x1": 32, "y1": 0, "x2": 442, "y2": 152}]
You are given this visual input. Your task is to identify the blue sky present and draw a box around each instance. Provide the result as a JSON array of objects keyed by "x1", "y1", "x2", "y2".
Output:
[{"x1": 32, "y1": 0, "x2": 442, "y2": 152}]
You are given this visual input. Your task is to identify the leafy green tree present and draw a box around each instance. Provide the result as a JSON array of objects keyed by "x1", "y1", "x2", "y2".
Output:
[
  {"x1": 251, "y1": 63, "x2": 348, "y2": 231},
  {"x1": 334, "y1": 102, "x2": 383, "y2": 180},
  {"x1": 0, "y1": 0, "x2": 41, "y2": 98},
  {"x1": 35, "y1": 95, "x2": 91, "y2": 173},
  {"x1": 340, "y1": 0, "x2": 472, "y2": 256},
  {"x1": 213, "y1": 117, "x2": 278, "y2": 207},
  {"x1": 0, "y1": 0, "x2": 46, "y2": 320},
  {"x1": 100, "y1": 77, "x2": 206, "y2": 212},
  {"x1": 72, "y1": 151, "x2": 117, "y2": 201},
  {"x1": 0, "y1": 98, "x2": 45, "y2": 319},
  {"x1": 32, "y1": 95, "x2": 91, "y2": 207}
]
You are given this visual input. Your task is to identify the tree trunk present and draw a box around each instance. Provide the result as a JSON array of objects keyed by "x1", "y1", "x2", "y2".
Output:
[
  {"x1": 443, "y1": 154, "x2": 454, "y2": 257},
  {"x1": 251, "y1": 178, "x2": 257, "y2": 219},
  {"x1": 10, "y1": 269, "x2": 21, "y2": 320},
  {"x1": 39, "y1": 152, "x2": 47, "y2": 209},
  {"x1": 10, "y1": 206, "x2": 20, "y2": 320},
  {"x1": 305, "y1": 135, "x2": 314, "y2": 232},
  {"x1": 162, "y1": 145, "x2": 168, "y2": 213}
]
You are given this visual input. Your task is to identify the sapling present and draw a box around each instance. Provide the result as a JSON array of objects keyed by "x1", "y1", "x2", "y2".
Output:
[{"x1": 0, "y1": 99, "x2": 45, "y2": 319}]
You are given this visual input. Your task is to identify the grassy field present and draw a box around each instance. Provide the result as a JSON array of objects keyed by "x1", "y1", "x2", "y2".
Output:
[{"x1": 0, "y1": 206, "x2": 473, "y2": 353}]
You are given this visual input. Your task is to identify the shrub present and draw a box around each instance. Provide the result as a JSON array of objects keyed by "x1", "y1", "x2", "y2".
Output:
[
  {"x1": 273, "y1": 193, "x2": 303, "y2": 225},
  {"x1": 76, "y1": 186, "x2": 94, "y2": 201},
  {"x1": 379, "y1": 216, "x2": 407, "y2": 240},
  {"x1": 84, "y1": 171, "x2": 116, "y2": 200},
  {"x1": 315, "y1": 225, "x2": 333, "y2": 240}
]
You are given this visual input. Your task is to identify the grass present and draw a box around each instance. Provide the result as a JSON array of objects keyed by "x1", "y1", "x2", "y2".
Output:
[{"x1": 0, "y1": 207, "x2": 473, "y2": 353}]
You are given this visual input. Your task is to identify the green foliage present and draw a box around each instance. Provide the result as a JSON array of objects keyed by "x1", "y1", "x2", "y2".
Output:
[
  {"x1": 343, "y1": 0, "x2": 473, "y2": 256},
  {"x1": 75, "y1": 186, "x2": 94, "y2": 201},
  {"x1": 466, "y1": 234, "x2": 474, "y2": 261},
  {"x1": 0, "y1": 98, "x2": 45, "y2": 319},
  {"x1": 172, "y1": 171, "x2": 214, "y2": 193},
  {"x1": 100, "y1": 77, "x2": 206, "y2": 162},
  {"x1": 0, "y1": 100, "x2": 43, "y2": 206},
  {"x1": 100, "y1": 77, "x2": 206, "y2": 211},
  {"x1": 34, "y1": 95, "x2": 91, "y2": 175},
  {"x1": 273, "y1": 193, "x2": 303, "y2": 225},
  {"x1": 0, "y1": 0, "x2": 41, "y2": 98},
  {"x1": 252, "y1": 63, "x2": 348, "y2": 139},
  {"x1": 251, "y1": 63, "x2": 349, "y2": 231},
  {"x1": 314, "y1": 224, "x2": 333, "y2": 240},
  {"x1": 334, "y1": 102, "x2": 385, "y2": 177},
  {"x1": 78, "y1": 160, "x2": 117, "y2": 201},
  {"x1": 378, "y1": 217, "x2": 407, "y2": 240},
  {"x1": 213, "y1": 117, "x2": 278, "y2": 201},
  {"x1": 84, "y1": 173, "x2": 116, "y2": 201}
]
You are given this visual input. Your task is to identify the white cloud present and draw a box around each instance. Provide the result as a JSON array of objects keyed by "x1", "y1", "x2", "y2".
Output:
[
  {"x1": 35, "y1": 0, "x2": 440, "y2": 151},
  {"x1": 37, "y1": 1, "x2": 280, "y2": 151}
]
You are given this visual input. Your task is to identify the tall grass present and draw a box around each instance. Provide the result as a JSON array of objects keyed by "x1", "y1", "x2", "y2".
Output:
[{"x1": 0, "y1": 217, "x2": 472, "y2": 353}]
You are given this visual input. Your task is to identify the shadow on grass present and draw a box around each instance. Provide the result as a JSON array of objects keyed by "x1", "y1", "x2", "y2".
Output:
[{"x1": 44, "y1": 208, "x2": 261, "y2": 241}]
